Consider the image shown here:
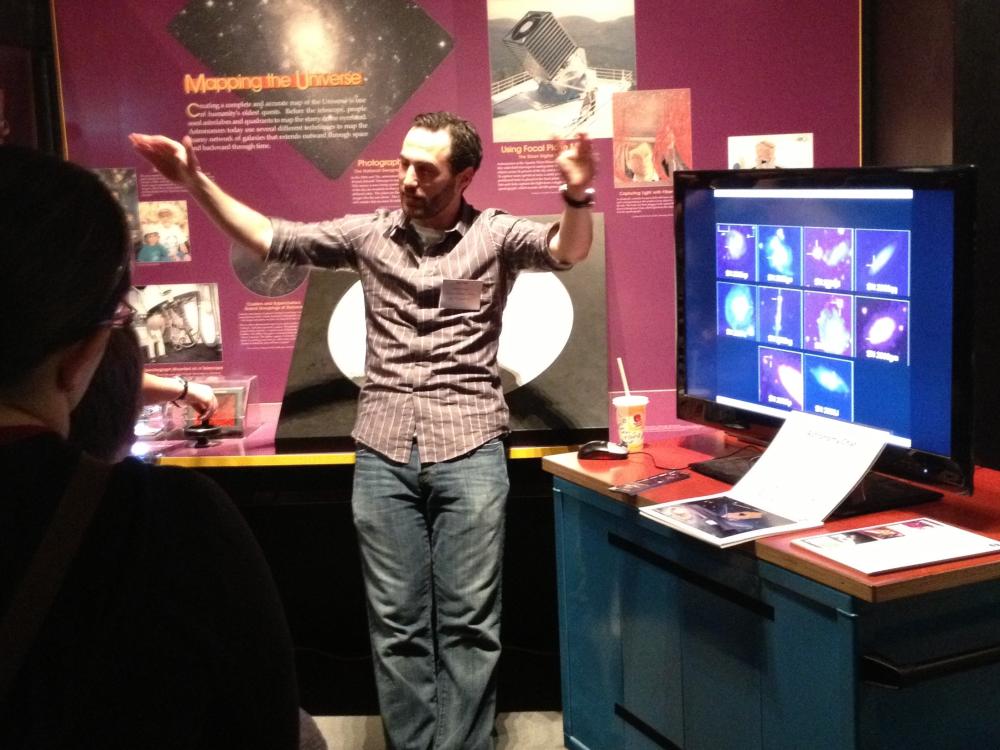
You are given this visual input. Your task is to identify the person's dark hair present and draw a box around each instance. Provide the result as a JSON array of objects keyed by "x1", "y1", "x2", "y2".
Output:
[
  {"x1": 411, "y1": 111, "x2": 483, "y2": 174},
  {"x1": 0, "y1": 146, "x2": 131, "y2": 387},
  {"x1": 68, "y1": 327, "x2": 144, "y2": 461}
]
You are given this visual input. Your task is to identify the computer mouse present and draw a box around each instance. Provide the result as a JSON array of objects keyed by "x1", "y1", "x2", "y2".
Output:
[{"x1": 577, "y1": 440, "x2": 630, "y2": 460}]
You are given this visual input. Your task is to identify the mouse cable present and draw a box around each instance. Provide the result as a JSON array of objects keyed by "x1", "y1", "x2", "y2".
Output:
[
  {"x1": 630, "y1": 451, "x2": 688, "y2": 472},
  {"x1": 630, "y1": 442, "x2": 763, "y2": 473}
]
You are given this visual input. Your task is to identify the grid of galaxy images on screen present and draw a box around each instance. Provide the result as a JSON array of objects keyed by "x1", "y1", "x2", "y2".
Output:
[{"x1": 715, "y1": 223, "x2": 911, "y2": 421}]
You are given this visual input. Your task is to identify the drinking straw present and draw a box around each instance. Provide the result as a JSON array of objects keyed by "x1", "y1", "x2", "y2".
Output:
[{"x1": 616, "y1": 356, "x2": 631, "y2": 398}]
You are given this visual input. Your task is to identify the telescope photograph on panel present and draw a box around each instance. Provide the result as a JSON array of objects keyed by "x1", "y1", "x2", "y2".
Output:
[{"x1": 487, "y1": 0, "x2": 636, "y2": 142}]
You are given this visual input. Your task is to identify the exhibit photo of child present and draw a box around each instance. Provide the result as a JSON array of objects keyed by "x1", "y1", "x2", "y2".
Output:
[
  {"x1": 139, "y1": 200, "x2": 192, "y2": 261},
  {"x1": 137, "y1": 231, "x2": 171, "y2": 263},
  {"x1": 624, "y1": 141, "x2": 659, "y2": 182}
]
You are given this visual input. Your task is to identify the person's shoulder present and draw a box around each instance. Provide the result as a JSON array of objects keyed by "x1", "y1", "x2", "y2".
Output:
[
  {"x1": 112, "y1": 458, "x2": 239, "y2": 529},
  {"x1": 338, "y1": 207, "x2": 397, "y2": 222},
  {"x1": 278, "y1": 208, "x2": 399, "y2": 235},
  {"x1": 111, "y1": 459, "x2": 275, "y2": 581},
  {"x1": 477, "y1": 207, "x2": 519, "y2": 229},
  {"x1": 374, "y1": 207, "x2": 402, "y2": 222},
  {"x1": 478, "y1": 206, "x2": 549, "y2": 224},
  {"x1": 478, "y1": 207, "x2": 552, "y2": 237}
]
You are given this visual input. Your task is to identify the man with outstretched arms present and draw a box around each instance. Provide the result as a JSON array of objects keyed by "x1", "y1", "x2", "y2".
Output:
[{"x1": 131, "y1": 111, "x2": 595, "y2": 750}]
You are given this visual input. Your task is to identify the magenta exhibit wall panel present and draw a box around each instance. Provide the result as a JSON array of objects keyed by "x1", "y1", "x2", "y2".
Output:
[{"x1": 52, "y1": 0, "x2": 860, "y2": 434}]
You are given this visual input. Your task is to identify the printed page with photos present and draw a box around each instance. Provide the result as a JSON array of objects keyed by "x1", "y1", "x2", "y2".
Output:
[
  {"x1": 794, "y1": 517, "x2": 1000, "y2": 575},
  {"x1": 640, "y1": 412, "x2": 889, "y2": 548}
]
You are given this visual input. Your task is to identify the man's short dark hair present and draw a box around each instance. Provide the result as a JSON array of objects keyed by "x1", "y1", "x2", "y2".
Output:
[{"x1": 412, "y1": 111, "x2": 482, "y2": 175}]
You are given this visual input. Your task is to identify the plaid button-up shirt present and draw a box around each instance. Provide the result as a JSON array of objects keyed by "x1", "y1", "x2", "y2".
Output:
[{"x1": 268, "y1": 201, "x2": 570, "y2": 463}]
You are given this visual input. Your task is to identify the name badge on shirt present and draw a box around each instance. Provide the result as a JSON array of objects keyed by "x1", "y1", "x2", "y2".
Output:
[{"x1": 440, "y1": 279, "x2": 483, "y2": 311}]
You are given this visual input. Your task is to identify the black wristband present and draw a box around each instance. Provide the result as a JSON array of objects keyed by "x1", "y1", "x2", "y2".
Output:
[
  {"x1": 171, "y1": 376, "x2": 189, "y2": 407},
  {"x1": 560, "y1": 183, "x2": 596, "y2": 208}
]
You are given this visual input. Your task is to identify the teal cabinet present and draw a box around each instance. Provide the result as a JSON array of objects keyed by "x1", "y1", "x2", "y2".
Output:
[
  {"x1": 618, "y1": 541, "x2": 685, "y2": 749},
  {"x1": 553, "y1": 477, "x2": 1000, "y2": 750},
  {"x1": 554, "y1": 483, "x2": 628, "y2": 749},
  {"x1": 555, "y1": 479, "x2": 770, "y2": 749}
]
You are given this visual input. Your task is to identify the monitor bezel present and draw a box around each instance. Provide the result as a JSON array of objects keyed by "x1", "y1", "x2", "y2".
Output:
[{"x1": 673, "y1": 165, "x2": 977, "y2": 494}]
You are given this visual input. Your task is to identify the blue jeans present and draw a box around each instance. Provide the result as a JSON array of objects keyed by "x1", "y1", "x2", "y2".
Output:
[{"x1": 352, "y1": 439, "x2": 509, "y2": 750}]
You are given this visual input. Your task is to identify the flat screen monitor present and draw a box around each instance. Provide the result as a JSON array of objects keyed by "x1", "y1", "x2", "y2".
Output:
[{"x1": 674, "y1": 166, "x2": 976, "y2": 507}]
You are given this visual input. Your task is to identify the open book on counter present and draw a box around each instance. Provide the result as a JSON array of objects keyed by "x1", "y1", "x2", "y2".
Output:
[
  {"x1": 640, "y1": 411, "x2": 889, "y2": 548},
  {"x1": 794, "y1": 517, "x2": 1000, "y2": 574}
]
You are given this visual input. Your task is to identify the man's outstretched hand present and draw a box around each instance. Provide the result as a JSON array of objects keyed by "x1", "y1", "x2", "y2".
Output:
[
  {"x1": 129, "y1": 133, "x2": 201, "y2": 188},
  {"x1": 554, "y1": 133, "x2": 596, "y2": 194}
]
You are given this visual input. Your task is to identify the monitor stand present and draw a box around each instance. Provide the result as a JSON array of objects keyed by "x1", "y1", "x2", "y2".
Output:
[{"x1": 688, "y1": 451, "x2": 943, "y2": 519}]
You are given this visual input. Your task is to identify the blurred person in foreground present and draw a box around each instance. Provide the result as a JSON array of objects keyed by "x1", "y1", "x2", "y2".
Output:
[
  {"x1": 68, "y1": 327, "x2": 145, "y2": 462},
  {"x1": 0, "y1": 145, "x2": 299, "y2": 749}
]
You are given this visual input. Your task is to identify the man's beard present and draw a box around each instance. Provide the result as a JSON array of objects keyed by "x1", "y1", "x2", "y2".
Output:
[{"x1": 400, "y1": 177, "x2": 458, "y2": 223}]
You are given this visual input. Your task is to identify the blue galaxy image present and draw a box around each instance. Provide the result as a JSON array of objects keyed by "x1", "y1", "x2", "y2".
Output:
[
  {"x1": 758, "y1": 225, "x2": 801, "y2": 284},
  {"x1": 716, "y1": 224, "x2": 756, "y2": 280},
  {"x1": 718, "y1": 283, "x2": 755, "y2": 338},
  {"x1": 804, "y1": 354, "x2": 853, "y2": 419},
  {"x1": 811, "y1": 365, "x2": 849, "y2": 393},
  {"x1": 803, "y1": 226, "x2": 854, "y2": 290},
  {"x1": 759, "y1": 347, "x2": 803, "y2": 409},
  {"x1": 857, "y1": 296, "x2": 909, "y2": 363},
  {"x1": 758, "y1": 287, "x2": 802, "y2": 347},
  {"x1": 856, "y1": 228, "x2": 910, "y2": 296},
  {"x1": 803, "y1": 291, "x2": 853, "y2": 356}
]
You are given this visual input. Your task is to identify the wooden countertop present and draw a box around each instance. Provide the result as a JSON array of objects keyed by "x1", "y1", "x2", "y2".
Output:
[
  {"x1": 543, "y1": 435, "x2": 1000, "y2": 603},
  {"x1": 144, "y1": 403, "x2": 572, "y2": 468}
]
